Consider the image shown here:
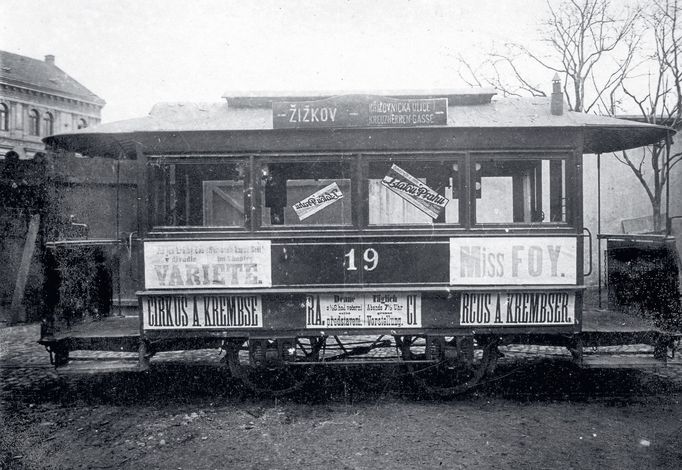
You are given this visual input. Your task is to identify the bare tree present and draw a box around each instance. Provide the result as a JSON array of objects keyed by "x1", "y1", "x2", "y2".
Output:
[
  {"x1": 458, "y1": 0, "x2": 641, "y2": 111},
  {"x1": 617, "y1": 0, "x2": 682, "y2": 232},
  {"x1": 456, "y1": 51, "x2": 549, "y2": 98},
  {"x1": 541, "y1": 0, "x2": 640, "y2": 113},
  {"x1": 458, "y1": 0, "x2": 680, "y2": 232}
]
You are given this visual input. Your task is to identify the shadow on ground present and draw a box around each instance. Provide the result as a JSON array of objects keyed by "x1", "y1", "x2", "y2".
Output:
[{"x1": 3, "y1": 359, "x2": 680, "y2": 407}]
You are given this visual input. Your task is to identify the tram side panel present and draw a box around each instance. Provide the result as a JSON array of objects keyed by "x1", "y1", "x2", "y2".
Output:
[{"x1": 139, "y1": 235, "x2": 581, "y2": 338}]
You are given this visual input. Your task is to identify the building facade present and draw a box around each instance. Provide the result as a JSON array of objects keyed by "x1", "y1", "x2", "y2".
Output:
[
  {"x1": 0, "y1": 51, "x2": 105, "y2": 324},
  {"x1": 0, "y1": 50, "x2": 105, "y2": 159}
]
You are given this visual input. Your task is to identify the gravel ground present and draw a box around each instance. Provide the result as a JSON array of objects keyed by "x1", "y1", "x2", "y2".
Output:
[
  {"x1": 2, "y1": 322, "x2": 681, "y2": 391},
  {"x1": 2, "y1": 322, "x2": 682, "y2": 469}
]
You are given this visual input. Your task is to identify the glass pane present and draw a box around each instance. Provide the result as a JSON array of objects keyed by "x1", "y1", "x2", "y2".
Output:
[
  {"x1": 475, "y1": 158, "x2": 566, "y2": 224},
  {"x1": 260, "y1": 161, "x2": 352, "y2": 226},
  {"x1": 368, "y1": 159, "x2": 460, "y2": 225},
  {"x1": 150, "y1": 161, "x2": 246, "y2": 227}
]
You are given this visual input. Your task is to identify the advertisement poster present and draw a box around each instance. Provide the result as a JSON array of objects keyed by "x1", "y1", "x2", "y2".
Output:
[
  {"x1": 459, "y1": 291, "x2": 576, "y2": 326},
  {"x1": 292, "y1": 182, "x2": 344, "y2": 220},
  {"x1": 142, "y1": 294, "x2": 263, "y2": 329},
  {"x1": 381, "y1": 164, "x2": 449, "y2": 218},
  {"x1": 144, "y1": 240, "x2": 272, "y2": 289},
  {"x1": 450, "y1": 237, "x2": 577, "y2": 285},
  {"x1": 305, "y1": 293, "x2": 421, "y2": 328}
]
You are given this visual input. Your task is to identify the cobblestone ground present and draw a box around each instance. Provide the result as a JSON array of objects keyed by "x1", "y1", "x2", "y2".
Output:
[{"x1": 2, "y1": 321, "x2": 682, "y2": 397}]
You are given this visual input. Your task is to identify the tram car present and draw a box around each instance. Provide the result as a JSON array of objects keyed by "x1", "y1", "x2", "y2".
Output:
[{"x1": 38, "y1": 85, "x2": 681, "y2": 394}]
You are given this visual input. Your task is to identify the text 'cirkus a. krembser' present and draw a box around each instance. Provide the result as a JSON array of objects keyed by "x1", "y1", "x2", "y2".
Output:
[{"x1": 142, "y1": 295, "x2": 262, "y2": 329}]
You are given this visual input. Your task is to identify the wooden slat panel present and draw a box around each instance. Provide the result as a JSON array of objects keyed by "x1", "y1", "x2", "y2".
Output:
[
  {"x1": 580, "y1": 355, "x2": 666, "y2": 369},
  {"x1": 56, "y1": 360, "x2": 140, "y2": 374}
]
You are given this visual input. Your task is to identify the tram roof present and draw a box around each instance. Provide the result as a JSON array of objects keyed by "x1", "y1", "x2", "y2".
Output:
[{"x1": 44, "y1": 90, "x2": 673, "y2": 156}]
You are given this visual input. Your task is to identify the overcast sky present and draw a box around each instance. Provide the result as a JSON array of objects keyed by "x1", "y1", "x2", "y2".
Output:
[{"x1": 2, "y1": 0, "x2": 549, "y2": 123}]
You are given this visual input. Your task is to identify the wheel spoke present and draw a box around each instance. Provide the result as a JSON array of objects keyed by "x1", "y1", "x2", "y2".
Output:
[
  {"x1": 401, "y1": 336, "x2": 500, "y2": 397},
  {"x1": 224, "y1": 338, "x2": 309, "y2": 397}
]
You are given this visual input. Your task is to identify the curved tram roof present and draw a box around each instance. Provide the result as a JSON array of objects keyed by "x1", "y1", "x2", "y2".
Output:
[{"x1": 44, "y1": 90, "x2": 674, "y2": 157}]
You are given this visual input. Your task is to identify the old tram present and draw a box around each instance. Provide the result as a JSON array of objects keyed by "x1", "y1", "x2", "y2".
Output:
[{"x1": 39, "y1": 87, "x2": 680, "y2": 394}]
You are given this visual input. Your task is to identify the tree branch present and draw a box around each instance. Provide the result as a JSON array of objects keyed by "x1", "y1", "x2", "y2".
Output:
[{"x1": 617, "y1": 150, "x2": 656, "y2": 204}]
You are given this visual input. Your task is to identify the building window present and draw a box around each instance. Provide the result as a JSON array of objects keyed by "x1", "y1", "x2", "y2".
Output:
[
  {"x1": 77, "y1": 118, "x2": 88, "y2": 129},
  {"x1": 0, "y1": 103, "x2": 8, "y2": 131},
  {"x1": 42, "y1": 112, "x2": 54, "y2": 136},
  {"x1": 28, "y1": 109, "x2": 40, "y2": 136}
]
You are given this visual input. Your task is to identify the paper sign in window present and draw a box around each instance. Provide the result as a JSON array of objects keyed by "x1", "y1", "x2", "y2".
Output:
[
  {"x1": 292, "y1": 182, "x2": 344, "y2": 221},
  {"x1": 381, "y1": 164, "x2": 448, "y2": 219}
]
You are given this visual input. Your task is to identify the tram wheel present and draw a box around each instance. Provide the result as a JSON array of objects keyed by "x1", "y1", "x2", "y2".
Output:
[
  {"x1": 400, "y1": 336, "x2": 500, "y2": 397},
  {"x1": 224, "y1": 339, "x2": 309, "y2": 397}
]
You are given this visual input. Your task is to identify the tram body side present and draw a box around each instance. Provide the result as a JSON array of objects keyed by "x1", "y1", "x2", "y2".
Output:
[
  {"x1": 37, "y1": 93, "x2": 677, "y2": 387},
  {"x1": 136, "y1": 148, "x2": 584, "y2": 370},
  {"x1": 140, "y1": 238, "x2": 581, "y2": 337}
]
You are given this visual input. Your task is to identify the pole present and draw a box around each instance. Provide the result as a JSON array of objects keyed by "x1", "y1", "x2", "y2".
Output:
[
  {"x1": 116, "y1": 151, "x2": 122, "y2": 316},
  {"x1": 665, "y1": 131, "x2": 671, "y2": 236},
  {"x1": 10, "y1": 214, "x2": 40, "y2": 323},
  {"x1": 597, "y1": 153, "x2": 602, "y2": 309}
]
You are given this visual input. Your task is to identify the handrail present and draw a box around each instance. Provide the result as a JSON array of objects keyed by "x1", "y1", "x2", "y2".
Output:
[
  {"x1": 45, "y1": 239, "x2": 123, "y2": 248},
  {"x1": 583, "y1": 227, "x2": 593, "y2": 277}
]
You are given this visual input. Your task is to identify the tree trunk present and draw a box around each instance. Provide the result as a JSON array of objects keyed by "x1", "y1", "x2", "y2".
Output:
[{"x1": 652, "y1": 199, "x2": 662, "y2": 233}]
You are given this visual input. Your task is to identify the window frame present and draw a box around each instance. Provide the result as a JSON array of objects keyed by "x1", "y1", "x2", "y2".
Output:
[
  {"x1": 469, "y1": 151, "x2": 573, "y2": 229},
  {"x1": 0, "y1": 103, "x2": 8, "y2": 131},
  {"x1": 28, "y1": 109, "x2": 40, "y2": 136},
  {"x1": 142, "y1": 150, "x2": 577, "y2": 235},
  {"x1": 42, "y1": 112, "x2": 54, "y2": 136},
  {"x1": 361, "y1": 152, "x2": 466, "y2": 230},
  {"x1": 254, "y1": 153, "x2": 359, "y2": 231},
  {"x1": 146, "y1": 155, "x2": 251, "y2": 232}
]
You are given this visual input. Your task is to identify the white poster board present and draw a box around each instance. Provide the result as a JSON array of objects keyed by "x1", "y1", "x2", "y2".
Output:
[
  {"x1": 450, "y1": 237, "x2": 577, "y2": 285},
  {"x1": 144, "y1": 240, "x2": 272, "y2": 289},
  {"x1": 142, "y1": 294, "x2": 263, "y2": 329},
  {"x1": 459, "y1": 291, "x2": 576, "y2": 326},
  {"x1": 305, "y1": 293, "x2": 421, "y2": 328}
]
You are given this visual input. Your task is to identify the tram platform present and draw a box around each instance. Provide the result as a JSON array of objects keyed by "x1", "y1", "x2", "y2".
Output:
[
  {"x1": 41, "y1": 306, "x2": 675, "y2": 340},
  {"x1": 579, "y1": 307, "x2": 677, "y2": 369},
  {"x1": 37, "y1": 305, "x2": 682, "y2": 375}
]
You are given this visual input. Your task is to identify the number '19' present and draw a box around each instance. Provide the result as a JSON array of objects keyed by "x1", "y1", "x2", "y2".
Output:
[{"x1": 344, "y1": 248, "x2": 379, "y2": 271}]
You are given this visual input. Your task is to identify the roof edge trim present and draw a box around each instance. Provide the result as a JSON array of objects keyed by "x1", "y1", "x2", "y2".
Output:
[{"x1": 222, "y1": 89, "x2": 497, "y2": 108}]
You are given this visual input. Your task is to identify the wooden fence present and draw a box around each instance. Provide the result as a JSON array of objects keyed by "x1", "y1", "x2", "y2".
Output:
[{"x1": 0, "y1": 152, "x2": 140, "y2": 323}]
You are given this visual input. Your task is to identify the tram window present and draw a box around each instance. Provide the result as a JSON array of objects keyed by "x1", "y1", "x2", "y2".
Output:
[
  {"x1": 260, "y1": 160, "x2": 352, "y2": 226},
  {"x1": 150, "y1": 161, "x2": 247, "y2": 227},
  {"x1": 474, "y1": 158, "x2": 567, "y2": 224},
  {"x1": 368, "y1": 159, "x2": 460, "y2": 225}
]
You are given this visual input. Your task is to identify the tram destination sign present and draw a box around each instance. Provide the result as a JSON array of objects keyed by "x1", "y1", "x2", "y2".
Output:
[{"x1": 272, "y1": 94, "x2": 448, "y2": 129}]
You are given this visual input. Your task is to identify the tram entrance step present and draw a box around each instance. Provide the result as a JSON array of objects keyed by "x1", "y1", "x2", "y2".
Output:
[
  {"x1": 55, "y1": 359, "x2": 141, "y2": 375},
  {"x1": 579, "y1": 355, "x2": 668, "y2": 369}
]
